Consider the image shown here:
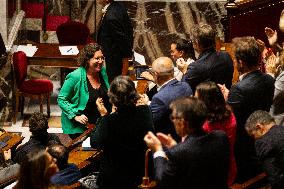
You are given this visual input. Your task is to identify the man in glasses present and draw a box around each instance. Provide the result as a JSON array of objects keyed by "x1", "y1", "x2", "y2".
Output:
[{"x1": 144, "y1": 97, "x2": 230, "y2": 189}]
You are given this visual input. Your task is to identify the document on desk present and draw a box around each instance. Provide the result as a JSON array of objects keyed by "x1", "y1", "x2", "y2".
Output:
[
  {"x1": 134, "y1": 51, "x2": 146, "y2": 65},
  {"x1": 16, "y1": 45, "x2": 38, "y2": 57},
  {"x1": 59, "y1": 46, "x2": 79, "y2": 55},
  {"x1": 82, "y1": 137, "x2": 91, "y2": 148}
]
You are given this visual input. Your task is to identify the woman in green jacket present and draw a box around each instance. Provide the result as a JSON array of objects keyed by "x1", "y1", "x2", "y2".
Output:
[{"x1": 58, "y1": 43, "x2": 110, "y2": 139}]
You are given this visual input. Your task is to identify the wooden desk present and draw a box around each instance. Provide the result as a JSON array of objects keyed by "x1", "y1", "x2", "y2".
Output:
[
  {"x1": 0, "y1": 132, "x2": 24, "y2": 151},
  {"x1": 68, "y1": 147, "x2": 102, "y2": 170},
  {"x1": 27, "y1": 43, "x2": 82, "y2": 68}
]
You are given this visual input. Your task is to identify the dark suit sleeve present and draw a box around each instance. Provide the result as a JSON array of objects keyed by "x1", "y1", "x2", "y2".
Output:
[
  {"x1": 227, "y1": 85, "x2": 244, "y2": 119},
  {"x1": 154, "y1": 156, "x2": 179, "y2": 189},
  {"x1": 90, "y1": 116, "x2": 109, "y2": 149},
  {"x1": 183, "y1": 63, "x2": 202, "y2": 92},
  {"x1": 150, "y1": 97, "x2": 166, "y2": 125},
  {"x1": 107, "y1": 17, "x2": 133, "y2": 57}
]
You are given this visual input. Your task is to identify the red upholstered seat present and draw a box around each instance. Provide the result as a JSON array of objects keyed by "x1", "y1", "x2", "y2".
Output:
[
  {"x1": 12, "y1": 51, "x2": 53, "y2": 124},
  {"x1": 21, "y1": 2, "x2": 45, "y2": 18},
  {"x1": 20, "y1": 79, "x2": 53, "y2": 94},
  {"x1": 45, "y1": 15, "x2": 70, "y2": 31},
  {"x1": 56, "y1": 21, "x2": 92, "y2": 45}
]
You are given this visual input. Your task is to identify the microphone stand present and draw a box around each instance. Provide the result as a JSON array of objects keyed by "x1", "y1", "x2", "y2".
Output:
[{"x1": 138, "y1": 149, "x2": 156, "y2": 188}]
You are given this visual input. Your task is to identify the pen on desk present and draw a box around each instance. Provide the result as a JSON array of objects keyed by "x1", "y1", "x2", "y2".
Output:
[{"x1": 67, "y1": 48, "x2": 72, "y2": 52}]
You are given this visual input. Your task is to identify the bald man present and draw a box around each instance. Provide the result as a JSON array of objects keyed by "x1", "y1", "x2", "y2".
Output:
[{"x1": 150, "y1": 57, "x2": 192, "y2": 141}]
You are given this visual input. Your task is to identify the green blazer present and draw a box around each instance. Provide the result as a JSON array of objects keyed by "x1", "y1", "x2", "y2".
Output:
[{"x1": 58, "y1": 67, "x2": 109, "y2": 134}]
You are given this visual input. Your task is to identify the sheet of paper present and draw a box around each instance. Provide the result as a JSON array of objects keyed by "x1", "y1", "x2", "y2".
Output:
[
  {"x1": 59, "y1": 46, "x2": 79, "y2": 55},
  {"x1": 82, "y1": 137, "x2": 91, "y2": 147},
  {"x1": 134, "y1": 51, "x2": 146, "y2": 65},
  {"x1": 16, "y1": 45, "x2": 38, "y2": 57}
]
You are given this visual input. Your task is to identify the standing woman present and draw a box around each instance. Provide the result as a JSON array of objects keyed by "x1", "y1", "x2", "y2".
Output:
[
  {"x1": 58, "y1": 43, "x2": 110, "y2": 139},
  {"x1": 171, "y1": 38, "x2": 196, "y2": 80},
  {"x1": 91, "y1": 76, "x2": 154, "y2": 189},
  {"x1": 195, "y1": 81, "x2": 237, "y2": 185}
]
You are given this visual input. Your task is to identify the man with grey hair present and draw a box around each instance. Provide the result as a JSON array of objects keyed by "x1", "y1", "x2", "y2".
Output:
[
  {"x1": 246, "y1": 110, "x2": 284, "y2": 189},
  {"x1": 181, "y1": 23, "x2": 234, "y2": 92},
  {"x1": 150, "y1": 57, "x2": 192, "y2": 141}
]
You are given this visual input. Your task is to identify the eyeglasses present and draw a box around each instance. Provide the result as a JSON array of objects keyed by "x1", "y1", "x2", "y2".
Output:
[{"x1": 93, "y1": 56, "x2": 105, "y2": 61}]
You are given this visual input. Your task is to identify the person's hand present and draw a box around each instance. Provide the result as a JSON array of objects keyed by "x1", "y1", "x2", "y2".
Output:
[
  {"x1": 111, "y1": 105, "x2": 117, "y2": 114},
  {"x1": 256, "y1": 39, "x2": 266, "y2": 54},
  {"x1": 265, "y1": 53, "x2": 277, "y2": 76},
  {"x1": 3, "y1": 149, "x2": 11, "y2": 161},
  {"x1": 157, "y1": 133, "x2": 177, "y2": 148},
  {"x1": 74, "y1": 114, "x2": 88, "y2": 125},
  {"x1": 217, "y1": 84, "x2": 229, "y2": 101},
  {"x1": 96, "y1": 98, "x2": 108, "y2": 116},
  {"x1": 140, "y1": 71, "x2": 154, "y2": 82},
  {"x1": 144, "y1": 131, "x2": 163, "y2": 152},
  {"x1": 176, "y1": 58, "x2": 188, "y2": 74},
  {"x1": 265, "y1": 27, "x2": 278, "y2": 46},
  {"x1": 136, "y1": 94, "x2": 149, "y2": 106}
]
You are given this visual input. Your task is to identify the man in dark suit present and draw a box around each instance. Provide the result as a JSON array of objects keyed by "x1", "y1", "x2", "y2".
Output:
[
  {"x1": 144, "y1": 97, "x2": 230, "y2": 189},
  {"x1": 182, "y1": 23, "x2": 234, "y2": 92},
  {"x1": 47, "y1": 144, "x2": 81, "y2": 186},
  {"x1": 150, "y1": 57, "x2": 192, "y2": 141},
  {"x1": 97, "y1": 0, "x2": 133, "y2": 82},
  {"x1": 245, "y1": 110, "x2": 284, "y2": 189},
  {"x1": 219, "y1": 36, "x2": 275, "y2": 182}
]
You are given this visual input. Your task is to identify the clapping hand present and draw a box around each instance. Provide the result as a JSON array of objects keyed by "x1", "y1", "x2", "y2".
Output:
[
  {"x1": 265, "y1": 27, "x2": 278, "y2": 47},
  {"x1": 157, "y1": 133, "x2": 177, "y2": 148},
  {"x1": 144, "y1": 131, "x2": 163, "y2": 152},
  {"x1": 96, "y1": 98, "x2": 108, "y2": 116},
  {"x1": 176, "y1": 58, "x2": 188, "y2": 74},
  {"x1": 217, "y1": 84, "x2": 229, "y2": 101},
  {"x1": 140, "y1": 71, "x2": 154, "y2": 82},
  {"x1": 136, "y1": 94, "x2": 149, "y2": 106}
]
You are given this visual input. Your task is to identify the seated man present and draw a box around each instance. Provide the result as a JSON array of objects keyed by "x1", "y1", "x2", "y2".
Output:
[
  {"x1": 246, "y1": 110, "x2": 284, "y2": 189},
  {"x1": 149, "y1": 57, "x2": 192, "y2": 141},
  {"x1": 144, "y1": 97, "x2": 230, "y2": 189},
  {"x1": 13, "y1": 112, "x2": 61, "y2": 163},
  {"x1": 47, "y1": 144, "x2": 81, "y2": 185}
]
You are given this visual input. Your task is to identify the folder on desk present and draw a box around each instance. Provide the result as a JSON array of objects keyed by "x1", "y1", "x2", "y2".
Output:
[
  {"x1": 16, "y1": 45, "x2": 38, "y2": 57},
  {"x1": 59, "y1": 46, "x2": 79, "y2": 55}
]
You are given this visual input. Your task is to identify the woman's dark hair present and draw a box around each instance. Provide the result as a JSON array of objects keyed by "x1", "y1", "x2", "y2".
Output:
[
  {"x1": 15, "y1": 149, "x2": 56, "y2": 189},
  {"x1": 77, "y1": 43, "x2": 103, "y2": 70},
  {"x1": 108, "y1": 76, "x2": 140, "y2": 108},
  {"x1": 195, "y1": 81, "x2": 231, "y2": 123},
  {"x1": 174, "y1": 38, "x2": 196, "y2": 60}
]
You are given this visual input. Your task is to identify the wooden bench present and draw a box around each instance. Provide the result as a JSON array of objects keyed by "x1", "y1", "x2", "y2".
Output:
[{"x1": 229, "y1": 172, "x2": 268, "y2": 189}]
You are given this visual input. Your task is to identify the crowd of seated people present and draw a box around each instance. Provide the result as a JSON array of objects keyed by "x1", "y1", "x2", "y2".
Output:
[{"x1": 6, "y1": 10, "x2": 284, "y2": 189}]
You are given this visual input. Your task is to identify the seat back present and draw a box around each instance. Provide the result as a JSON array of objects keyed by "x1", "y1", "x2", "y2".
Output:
[
  {"x1": 56, "y1": 21, "x2": 90, "y2": 45},
  {"x1": 13, "y1": 51, "x2": 27, "y2": 87}
]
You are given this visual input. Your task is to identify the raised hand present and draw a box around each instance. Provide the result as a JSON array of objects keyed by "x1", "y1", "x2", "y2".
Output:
[
  {"x1": 157, "y1": 133, "x2": 177, "y2": 148},
  {"x1": 96, "y1": 97, "x2": 108, "y2": 116},
  {"x1": 136, "y1": 94, "x2": 149, "y2": 106},
  {"x1": 265, "y1": 27, "x2": 278, "y2": 46},
  {"x1": 176, "y1": 58, "x2": 188, "y2": 74},
  {"x1": 140, "y1": 71, "x2": 154, "y2": 82},
  {"x1": 144, "y1": 131, "x2": 163, "y2": 152}
]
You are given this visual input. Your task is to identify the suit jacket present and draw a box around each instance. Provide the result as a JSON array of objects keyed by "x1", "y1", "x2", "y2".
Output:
[
  {"x1": 227, "y1": 70, "x2": 275, "y2": 182},
  {"x1": 183, "y1": 48, "x2": 234, "y2": 92},
  {"x1": 90, "y1": 105, "x2": 154, "y2": 189},
  {"x1": 150, "y1": 79, "x2": 192, "y2": 141},
  {"x1": 97, "y1": 2, "x2": 133, "y2": 81},
  {"x1": 50, "y1": 163, "x2": 81, "y2": 185},
  {"x1": 154, "y1": 130, "x2": 230, "y2": 189},
  {"x1": 58, "y1": 67, "x2": 109, "y2": 134}
]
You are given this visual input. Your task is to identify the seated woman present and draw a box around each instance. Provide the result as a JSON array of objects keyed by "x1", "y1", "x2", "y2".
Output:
[
  {"x1": 195, "y1": 81, "x2": 237, "y2": 185},
  {"x1": 14, "y1": 149, "x2": 59, "y2": 189},
  {"x1": 90, "y1": 76, "x2": 154, "y2": 189},
  {"x1": 141, "y1": 37, "x2": 196, "y2": 81},
  {"x1": 58, "y1": 43, "x2": 110, "y2": 139}
]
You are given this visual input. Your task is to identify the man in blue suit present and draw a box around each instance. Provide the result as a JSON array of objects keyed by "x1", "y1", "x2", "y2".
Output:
[{"x1": 150, "y1": 57, "x2": 192, "y2": 141}]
